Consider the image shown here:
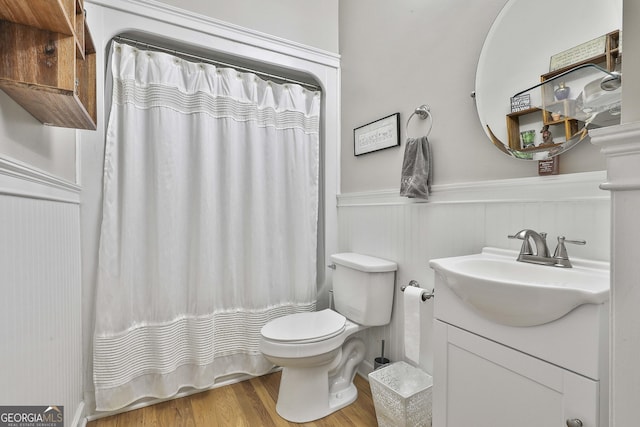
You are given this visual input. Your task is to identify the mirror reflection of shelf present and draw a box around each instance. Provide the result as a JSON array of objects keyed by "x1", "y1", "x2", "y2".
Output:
[
  {"x1": 529, "y1": 63, "x2": 620, "y2": 127},
  {"x1": 506, "y1": 30, "x2": 621, "y2": 152},
  {"x1": 506, "y1": 107, "x2": 539, "y2": 150},
  {"x1": 541, "y1": 30, "x2": 620, "y2": 81},
  {"x1": 506, "y1": 106, "x2": 573, "y2": 152}
]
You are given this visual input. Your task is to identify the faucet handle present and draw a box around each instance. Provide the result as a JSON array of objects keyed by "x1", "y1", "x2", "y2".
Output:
[
  {"x1": 553, "y1": 236, "x2": 586, "y2": 268},
  {"x1": 564, "y1": 238, "x2": 586, "y2": 246}
]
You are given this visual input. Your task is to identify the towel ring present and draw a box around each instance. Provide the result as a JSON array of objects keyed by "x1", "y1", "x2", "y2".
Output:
[{"x1": 406, "y1": 104, "x2": 433, "y2": 138}]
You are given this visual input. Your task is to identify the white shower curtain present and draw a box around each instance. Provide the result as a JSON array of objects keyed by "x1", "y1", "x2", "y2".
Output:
[{"x1": 93, "y1": 42, "x2": 321, "y2": 411}]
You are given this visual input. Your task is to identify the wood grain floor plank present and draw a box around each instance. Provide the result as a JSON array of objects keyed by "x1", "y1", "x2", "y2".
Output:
[
  {"x1": 233, "y1": 379, "x2": 278, "y2": 427},
  {"x1": 87, "y1": 371, "x2": 379, "y2": 427},
  {"x1": 245, "y1": 376, "x2": 290, "y2": 427},
  {"x1": 209, "y1": 383, "x2": 242, "y2": 426},
  {"x1": 188, "y1": 386, "x2": 221, "y2": 427},
  {"x1": 154, "y1": 396, "x2": 196, "y2": 427}
]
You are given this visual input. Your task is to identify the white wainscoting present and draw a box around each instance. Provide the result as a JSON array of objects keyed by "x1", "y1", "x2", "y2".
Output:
[
  {"x1": 0, "y1": 157, "x2": 83, "y2": 427},
  {"x1": 339, "y1": 171, "x2": 611, "y2": 377}
]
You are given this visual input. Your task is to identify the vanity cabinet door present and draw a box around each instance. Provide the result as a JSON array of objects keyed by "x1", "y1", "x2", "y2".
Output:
[{"x1": 433, "y1": 321, "x2": 599, "y2": 427}]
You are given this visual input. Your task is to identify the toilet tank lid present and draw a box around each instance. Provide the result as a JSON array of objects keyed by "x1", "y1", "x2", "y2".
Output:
[{"x1": 330, "y1": 253, "x2": 397, "y2": 272}]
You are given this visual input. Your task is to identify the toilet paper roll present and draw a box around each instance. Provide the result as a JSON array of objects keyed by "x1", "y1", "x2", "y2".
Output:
[{"x1": 403, "y1": 286, "x2": 424, "y2": 365}]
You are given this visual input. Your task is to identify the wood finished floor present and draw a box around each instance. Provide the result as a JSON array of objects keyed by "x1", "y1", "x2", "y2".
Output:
[{"x1": 87, "y1": 372, "x2": 378, "y2": 426}]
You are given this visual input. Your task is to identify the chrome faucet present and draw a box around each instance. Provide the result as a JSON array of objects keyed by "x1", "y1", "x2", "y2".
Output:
[
  {"x1": 508, "y1": 229, "x2": 586, "y2": 268},
  {"x1": 508, "y1": 229, "x2": 550, "y2": 263}
]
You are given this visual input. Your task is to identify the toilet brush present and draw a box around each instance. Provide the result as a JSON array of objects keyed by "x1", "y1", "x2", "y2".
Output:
[{"x1": 374, "y1": 339, "x2": 390, "y2": 370}]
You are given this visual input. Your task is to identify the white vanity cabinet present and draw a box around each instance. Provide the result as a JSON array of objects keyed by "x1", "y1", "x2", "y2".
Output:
[
  {"x1": 432, "y1": 267, "x2": 609, "y2": 427},
  {"x1": 434, "y1": 321, "x2": 599, "y2": 427}
]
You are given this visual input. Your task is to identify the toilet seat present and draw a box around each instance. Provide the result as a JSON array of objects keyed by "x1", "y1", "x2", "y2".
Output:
[
  {"x1": 261, "y1": 309, "x2": 346, "y2": 344},
  {"x1": 260, "y1": 309, "x2": 357, "y2": 360}
]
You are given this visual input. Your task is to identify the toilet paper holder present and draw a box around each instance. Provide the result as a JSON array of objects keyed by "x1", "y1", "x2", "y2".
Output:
[{"x1": 401, "y1": 280, "x2": 434, "y2": 302}]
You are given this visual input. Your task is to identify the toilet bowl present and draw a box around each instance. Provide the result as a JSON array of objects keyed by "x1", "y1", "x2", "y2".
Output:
[
  {"x1": 260, "y1": 253, "x2": 397, "y2": 423},
  {"x1": 260, "y1": 309, "x2": 367, "y2": 422}
]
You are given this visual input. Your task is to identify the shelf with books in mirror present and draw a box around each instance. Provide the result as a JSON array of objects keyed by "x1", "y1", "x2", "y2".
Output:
[{"x1": 507, "y1": 63, "x2": 620, "y2": 157}]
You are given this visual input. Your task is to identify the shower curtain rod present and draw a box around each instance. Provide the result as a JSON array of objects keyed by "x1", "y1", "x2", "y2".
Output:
[{"x1": 113, "y1": 35, "x2": 321, "y2": 91}]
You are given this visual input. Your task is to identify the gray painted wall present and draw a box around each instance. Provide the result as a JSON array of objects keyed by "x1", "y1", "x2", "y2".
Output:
[
  {"x1": 0, "y1": 1, "x2": 634, "y2": 189},
  {"x1": 339, "y1": 0, "x2": 608, "y2": 193},
  {"x1": 154, "y1": 0, "x2": 339, "y2": 53},
  {"x1": 0, "y1": 90, "x2": 77, "y2": 182}
]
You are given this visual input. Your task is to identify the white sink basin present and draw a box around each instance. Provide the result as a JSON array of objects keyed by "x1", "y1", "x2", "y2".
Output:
[{"x1": 429, "y1": 247, "x2": 610, "y2": 327}]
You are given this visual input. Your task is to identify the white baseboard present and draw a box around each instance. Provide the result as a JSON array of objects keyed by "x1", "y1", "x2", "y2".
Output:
[{"x1": 71, "y1": 401, "x2": 87, "y2": 427}]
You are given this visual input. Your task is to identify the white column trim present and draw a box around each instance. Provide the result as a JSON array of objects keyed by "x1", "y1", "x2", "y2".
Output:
[
  {"x1": 591, "y1": 122, "x2": 640, "y2": 191},
  {"x1": 590, "y1": 122, "x2": 640, "y2": 155},
  {"x1": 337, "y1": 171, "x2": 608, "y2": 207},
  {"x1": 590, "y1": 120, "x2": 640, "y2": 427},
  {"x1": 0, "y1": 156, "x2": 81, "y2": 204}
]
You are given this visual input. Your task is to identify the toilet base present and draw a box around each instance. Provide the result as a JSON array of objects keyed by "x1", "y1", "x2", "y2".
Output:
[
  {"x1": 328, "y1": 382, "x2": 358, "y2": 412},
  {"x1": 274, "y1": 337, "x2": 365, "y2": 423},
  {"x1": 275, "y1": 365, "x2": 359, "y2": 423}
]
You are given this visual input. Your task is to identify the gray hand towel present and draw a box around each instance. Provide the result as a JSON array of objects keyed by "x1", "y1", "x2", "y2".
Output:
[{"x1": 400, "y1": 136, "x2": 432, "y2": 199}]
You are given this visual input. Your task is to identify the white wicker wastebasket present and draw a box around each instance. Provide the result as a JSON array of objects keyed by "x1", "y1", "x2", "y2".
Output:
[{"x1": 368, "y1": 361, "x2": 433, "y2": 427}]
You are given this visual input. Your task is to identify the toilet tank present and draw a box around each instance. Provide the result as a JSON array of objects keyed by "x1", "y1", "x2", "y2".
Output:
[{"x1": 330, "y1": 253, "x2": 397, "y2": 326}]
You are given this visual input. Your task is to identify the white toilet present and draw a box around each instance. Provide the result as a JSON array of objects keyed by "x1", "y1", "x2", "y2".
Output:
[{"x1": 260, "y1": 252, "x2": 397, "y2": 423}]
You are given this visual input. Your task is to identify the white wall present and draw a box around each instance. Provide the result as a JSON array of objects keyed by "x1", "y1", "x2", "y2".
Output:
[
  {"x1": 0, "y1": 91, "x2": 77, "y2": 182},
  {"x1": 0, "y1": 162, "x2": 83, "y2": 427},
  {"x1": 153, "y1": 0, "x2": 338, "y2": 53},
  {"x1": 339, "y1": 0, "x2": 607, "y2": 193}
]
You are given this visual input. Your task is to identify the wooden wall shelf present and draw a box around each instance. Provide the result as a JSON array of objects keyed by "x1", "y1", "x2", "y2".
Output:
[{"x1": 0, "y1": 0, "x2": 96, "y2": 130}]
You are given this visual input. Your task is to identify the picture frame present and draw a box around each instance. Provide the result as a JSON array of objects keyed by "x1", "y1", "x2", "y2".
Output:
[
  {"x1": 353, "y1": 113, "x2": 400, "y2": 156},
  {"x1": 510, "y1": 94, "x2": 530, "y2": 112}
]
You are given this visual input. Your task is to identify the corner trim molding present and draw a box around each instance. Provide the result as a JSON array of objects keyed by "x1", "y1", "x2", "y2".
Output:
[
  {"x1": 0, "y1": 156, "x2": 80, "y2": 204},
  {"x1": 337, "y1": 171, "x2": 609, "y2": 207},
  {"x1": 590, "y1": 122, "x2": 640, "y2": 155}
]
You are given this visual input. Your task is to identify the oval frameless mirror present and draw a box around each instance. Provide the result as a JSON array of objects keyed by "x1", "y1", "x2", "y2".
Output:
[{"x1": 475, "y1": 0, "x2": 622, "y2": 160}]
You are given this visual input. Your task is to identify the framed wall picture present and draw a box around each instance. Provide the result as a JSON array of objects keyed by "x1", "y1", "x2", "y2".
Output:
[{"x1": 353, "y1": 113, "x2": 400, "y2": 156}]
